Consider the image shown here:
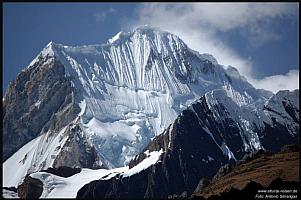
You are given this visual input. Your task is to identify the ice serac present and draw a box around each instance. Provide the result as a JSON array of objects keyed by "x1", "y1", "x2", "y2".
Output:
[
  {"x1": 3, "y1": 26, "x2": 274, "y2": 187},
  {"x1": 76, "y1": 89, "x2": 299, "y2": 199}
]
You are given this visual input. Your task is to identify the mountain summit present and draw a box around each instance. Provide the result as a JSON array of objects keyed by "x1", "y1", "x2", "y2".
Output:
[{"x1": 4, "y1": 27, "x2": 292, "y2": 190}]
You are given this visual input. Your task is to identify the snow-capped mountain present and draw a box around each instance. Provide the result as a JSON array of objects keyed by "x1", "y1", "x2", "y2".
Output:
[{"x1": 3, "y1": 26, "x2": 282, "y2": 188}]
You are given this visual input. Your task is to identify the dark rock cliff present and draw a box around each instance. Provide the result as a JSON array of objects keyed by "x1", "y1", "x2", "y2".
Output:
[
  {"x1": 76, "y1": 91, "x2": 299, "y2": 199},
  {"x1": 3, "y1": 54, "x2": 106, "y2": 170},
  {"x1": 17, "y1": 175, "x2": 43, "y2": 199},
  {"x1": 53, "y1": 122, "x2": 108, "y2": 169},
  {"x1": 76, "y1": 96, "x2": 241, "y2": 199},
  {"x1": 3, "y1": 54, "x2": 79, "y2": 161}
]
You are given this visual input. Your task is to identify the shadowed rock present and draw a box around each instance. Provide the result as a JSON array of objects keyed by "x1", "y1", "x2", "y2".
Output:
[
  {"x1": 41, "y1": 166, "x2": 81, "y2": 178},
  {"x1": 17, "y1": 175, "x2": 43, "y2": 199}
]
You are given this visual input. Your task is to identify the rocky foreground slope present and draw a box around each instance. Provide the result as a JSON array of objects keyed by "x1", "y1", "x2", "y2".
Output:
[{"x1": 192, "y1": 145, "x2": 299, "y2": 199}]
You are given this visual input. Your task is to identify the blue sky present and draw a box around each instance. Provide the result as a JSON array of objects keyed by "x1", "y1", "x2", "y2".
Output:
[{"x1": 3, "y1": 3, "x2": 299, "y2": 94}]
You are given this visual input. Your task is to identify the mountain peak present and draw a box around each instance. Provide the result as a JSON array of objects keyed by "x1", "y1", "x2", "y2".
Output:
[
  {"x1": 132, "y1": 25, "x2": 162, "y2": 34},
  {"x1": 42, "y1": 40, "x2": 61, "y2": 55},
  {"x1": 45, "y1": 41, "x2": 65, "y2": 51},
  {"x1": 46, "y1": 41, "x2": 55, "y2": 47},
  {"x1": 107, "y1": 25, "x2": 180, "y2": 46},
  {"x1": 6, "y1": 26, "x2": 274, "y2": 171},
  {"x1": 131, "y1": 25, "x2": 179, "y2": 40},
  {"x1": 27, "y1": 41, "x2": 57, "y2": 69}
]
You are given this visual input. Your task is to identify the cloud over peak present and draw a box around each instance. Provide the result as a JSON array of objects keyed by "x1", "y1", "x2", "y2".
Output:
[
  {"x1": 250, "y1": 69, "x2": 299, "y2": 94},
  {"x1": 94, "y1": 8, "x2": 116, "y2": 23},
  {"x1": 128, "y1": 3, "x2": 298, "y2": 93}
]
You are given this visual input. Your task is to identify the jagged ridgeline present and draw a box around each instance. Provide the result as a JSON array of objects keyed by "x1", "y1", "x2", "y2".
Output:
[{"x1": 2, "y1": 26, "x2": 299, "y2": 198}]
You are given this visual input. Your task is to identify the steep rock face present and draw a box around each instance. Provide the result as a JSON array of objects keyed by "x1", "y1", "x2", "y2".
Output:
[
  {"x1": 3, "y1": 46, "x2": 109, "y2": 187},
  {"x1": 17, "y1": 175, "x2": 43, "y2": 199},
  {"x1": 258, "y1": 90, "x2": 299, "y2": 152},
  {"x1": 76, "y1": 89, "x2": 299, "y2": 199},
  {"x1": 3, "y1": 55, "x2": 77, "y2": 161},
  {"x1": 53, "y1": 122, "x2": 108, "y2": 169},
  {"x1": 41, "y1": 166, "x2": 81, "y2": 178},
  {"x1": 76, "y1": 95, "x2": 236, "y2": 198}
]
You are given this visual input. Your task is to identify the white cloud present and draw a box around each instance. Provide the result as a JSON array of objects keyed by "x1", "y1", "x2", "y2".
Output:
[
  {"x1": 126, "y1": 3, "x2": 299, "y2": 93},
  {"x1": 94, "y1": 8, "x2": 116, "y2": 23},
  {"x1": 249, "y1": 70, "x2": 299, "y2": 94},
  {"x1": 184, "y1": 3, "x2": 295, "y2": 31}
]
